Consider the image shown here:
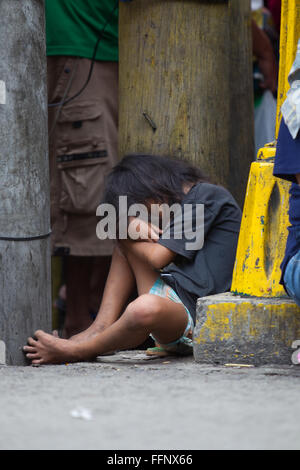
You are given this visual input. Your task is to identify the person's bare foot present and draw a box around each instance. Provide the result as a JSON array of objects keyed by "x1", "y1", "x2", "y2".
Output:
[
  {"x1": 23, "y1": 330, "x2": 81, "y2": 365},
  {"x1": 69, "y1": 323, "x2": 106, "y2": 343},
  {"x1": 52, "y1": 324, "x2": 99, "y2": 342}
]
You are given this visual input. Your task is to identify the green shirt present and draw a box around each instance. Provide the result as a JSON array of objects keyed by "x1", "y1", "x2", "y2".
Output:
[{"x1": 45, "y1": 0, "x2": 118, "y2": 61}]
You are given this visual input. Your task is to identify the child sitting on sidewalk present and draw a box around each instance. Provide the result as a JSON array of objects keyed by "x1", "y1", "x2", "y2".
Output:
[{"x1": 23, "y1": 154, "x2": 241, "y2": 365}]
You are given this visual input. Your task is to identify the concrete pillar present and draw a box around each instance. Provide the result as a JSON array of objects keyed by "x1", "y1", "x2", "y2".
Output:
[
  {"x1": 119, "y1": 0, "x2": 254, "y2": 208},
  {"x1": 0, "y1": 0, "x2": 51, "y2": 365}
]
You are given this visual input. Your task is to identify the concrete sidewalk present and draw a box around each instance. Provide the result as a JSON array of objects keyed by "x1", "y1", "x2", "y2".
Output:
[{"x1": 1, "y1": 351, "x2": 300, "y2": 450}]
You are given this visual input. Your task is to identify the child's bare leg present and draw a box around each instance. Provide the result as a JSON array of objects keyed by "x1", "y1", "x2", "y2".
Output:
[
  {"x1": 24, "y1": 295, "x2": 188, "y2": 364},
  {"x1": 122, "y1": 246, "x2": 159, "y2": 295},
  {"x1": 24, "y1": 243, "x2": 189, "y2": 364},
  {"x1": 118, "y1": 244, "x2": 189, "y2": 342},
  {"x1": 66, "y1": 244, "x2": 136, "y2": 343}
]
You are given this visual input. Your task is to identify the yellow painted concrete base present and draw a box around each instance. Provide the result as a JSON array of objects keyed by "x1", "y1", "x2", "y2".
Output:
[{"x1": 193, "y1": 293, "x2": 300, "y2": 365}]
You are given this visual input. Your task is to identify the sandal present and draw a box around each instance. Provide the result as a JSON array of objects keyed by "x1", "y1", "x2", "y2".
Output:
[{"x1": 146, "y1": 345, "x2": 170, "y2": 357}]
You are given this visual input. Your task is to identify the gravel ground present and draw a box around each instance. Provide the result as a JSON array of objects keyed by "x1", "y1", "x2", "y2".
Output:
[{"x1": 1, "y1": 351, "x2": 300, "y2": 450}]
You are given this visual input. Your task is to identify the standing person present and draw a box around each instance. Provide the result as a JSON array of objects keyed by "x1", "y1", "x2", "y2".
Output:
[
  {"x1": 23, "y1": 154, "x2": 242, "y2": 365},
  {"x1": 251, "y1": 0, "x2": 279, "y2": 156},
  {"x1": 45, "y1": 0, "x2": 119, "y2": 338},
  {"x1": 272, "y1": 40, "x2": 300, "y2": 363},
  {"x1": 272, "y1": 38, "x2": 300, "y2": 302},
  {"x1": 264, "y1": 0, "x2": 281, "y2": 35}
]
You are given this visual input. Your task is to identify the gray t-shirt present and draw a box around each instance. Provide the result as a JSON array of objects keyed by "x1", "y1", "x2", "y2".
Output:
[{"x1": 158, "y1": 182, "x2": 242, "y2": 322}]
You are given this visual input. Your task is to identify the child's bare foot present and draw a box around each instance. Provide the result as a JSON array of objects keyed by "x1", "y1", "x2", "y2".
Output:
[
  {"x1": 69, "y1": 323, "x2": 106, "y2": 343},
  {"x1": 23, "y1": 330, "x2": 80, "y2": 365}
]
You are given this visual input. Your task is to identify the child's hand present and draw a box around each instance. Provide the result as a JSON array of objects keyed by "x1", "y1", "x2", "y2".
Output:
[{"x1": 128, "y1": 217, "x2": 162, "y2": 242}]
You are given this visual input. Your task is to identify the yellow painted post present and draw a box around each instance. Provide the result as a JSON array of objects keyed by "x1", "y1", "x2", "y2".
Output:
[{"x1": 194, "y1": 0, "x2": 300, "y2": 365}]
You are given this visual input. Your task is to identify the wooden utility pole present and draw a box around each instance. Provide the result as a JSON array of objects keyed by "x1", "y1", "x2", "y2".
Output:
[
  {"x1": 0, "y1": 0, "x2": 51, "y2": 365},
  {"x1": 119, "y1": 0, "x2": 254, "y2": 208}
]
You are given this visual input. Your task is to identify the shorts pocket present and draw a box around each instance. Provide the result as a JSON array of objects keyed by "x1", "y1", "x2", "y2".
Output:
[
  {"x1": 58, "y1": 153, "x2": 110, "y2": 215},
  {"x1": 56, "y1": 101, "x2": 111, "y2": 215},
  {"x1": 56, "y1": 100, "x2": 106, "y2": 154}
]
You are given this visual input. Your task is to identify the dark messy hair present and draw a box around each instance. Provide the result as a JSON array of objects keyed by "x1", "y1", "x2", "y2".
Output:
[{"x1": 103, "y1": 153, "x2": 209, "y2": 213}]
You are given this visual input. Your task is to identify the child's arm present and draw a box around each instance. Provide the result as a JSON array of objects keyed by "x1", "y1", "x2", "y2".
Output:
[{"x1": 127, "y1": 216, "x2": 162, "y2": 242}]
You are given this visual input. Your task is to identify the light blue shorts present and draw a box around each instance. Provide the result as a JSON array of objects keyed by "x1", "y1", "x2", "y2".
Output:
[{"x1": 148, "y1": 277, "x2": 194, "y2": 355}]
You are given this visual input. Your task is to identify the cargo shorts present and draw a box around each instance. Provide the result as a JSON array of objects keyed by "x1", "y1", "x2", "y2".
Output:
[{"x1": 47, "y1": 56, "x2": 118, "y2": 257}]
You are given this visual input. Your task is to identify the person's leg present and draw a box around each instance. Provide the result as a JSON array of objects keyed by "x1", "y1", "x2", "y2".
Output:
[
  {"x1": 89, "y1": 256, "x2": 112, "y2": 317},
  {"x1": 63, "y1": 256, "x2": 93, "y2": 338},
  {"x1": 69, "y1": 245, "x2": 136, "y2": 343},
  {"x1": 123, "y1": 247, "x2": 159, "y2": 295},
  {"x1": 284, "y1": 249, "x2": 300, "y2": 365},
  {"x1": 53, "y1": 256, "x2": 112, "y2": 337},
  {"x1": 24, "y1": 244, "x2": 189, "y2": 364},
  {"x1": 119, "y1": 247, "x2": 192, "y2": 344},
  {"x1": 24, "y1": 294, "x2": 188, "y2": 364},
  {"x1": 283, "y1": 249, "x2": 300, "y2": 306}
]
